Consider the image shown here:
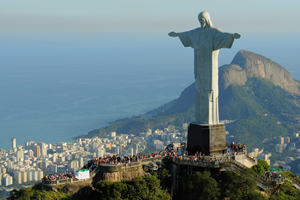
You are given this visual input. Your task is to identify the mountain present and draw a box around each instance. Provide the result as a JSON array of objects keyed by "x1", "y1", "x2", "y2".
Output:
[
  {"x1": 220, "y1": 50, "x2": 300, "y2": 94},
  {"x1": 82, "y1": 50, "x2": 300, "y2": 150}
]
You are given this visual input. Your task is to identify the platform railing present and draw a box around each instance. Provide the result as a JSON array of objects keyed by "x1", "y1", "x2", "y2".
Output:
[
  {"x1": 42, "y1": 155, "x2": 286, "y2": 187},
  {"x1": 168, "y1": 155, "x2": 285, "y2": 188},
  {"x1": 42, "y1": 156, "x2": 166, "y2": 186}
]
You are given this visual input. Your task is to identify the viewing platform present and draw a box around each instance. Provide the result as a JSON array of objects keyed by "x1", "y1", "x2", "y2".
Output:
[
  {"x1": 40, "y1": 151, "x2": 300, "y2": 199},
  {"x1": 42, "y1": 153, "x2": 278, "y2": 189},
  {"x1": 42, "y1": 156, "x2": 165, "y2": 186}
]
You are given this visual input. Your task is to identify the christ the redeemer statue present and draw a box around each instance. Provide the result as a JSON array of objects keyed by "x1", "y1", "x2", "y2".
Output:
[{"x1": 169, "y1": 11, "x2": 241, "y2": 125}]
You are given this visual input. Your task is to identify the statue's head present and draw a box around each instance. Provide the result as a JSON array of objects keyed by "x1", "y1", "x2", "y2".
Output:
[{"x1": 198, "y1": 11, "x2": 213, "y2": 28}]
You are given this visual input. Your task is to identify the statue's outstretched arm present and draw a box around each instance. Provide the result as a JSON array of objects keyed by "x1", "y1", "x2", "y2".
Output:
[
  {"x1": 168, "y1": 31, "x2": 178, "y2": 37},
  {"x1": 232, "y1": 33, "x2": 241, "y2": 39}
]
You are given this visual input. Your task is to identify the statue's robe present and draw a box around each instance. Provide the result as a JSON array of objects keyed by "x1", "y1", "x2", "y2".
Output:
[{"x1": 178, "y1": 27, "x2": 235, "y2": 124}]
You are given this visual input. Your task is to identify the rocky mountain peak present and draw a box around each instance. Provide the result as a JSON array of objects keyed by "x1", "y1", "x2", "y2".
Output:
[{"x1": 220, "y1": 50, "x2": 300, "y2": 94}]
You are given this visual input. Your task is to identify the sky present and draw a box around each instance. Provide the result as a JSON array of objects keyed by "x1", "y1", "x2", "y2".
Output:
[
  {"x1": 1, "y1": 0, "x2": 299, "y2": 70},
  {"x1": 0, "y1": 0, "x2": 299, "y2": 35}
]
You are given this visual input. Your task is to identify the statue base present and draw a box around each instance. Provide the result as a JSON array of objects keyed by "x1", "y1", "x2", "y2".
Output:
[{"x1": 187, "y1": 123, "x2": 226, "y2": 156}]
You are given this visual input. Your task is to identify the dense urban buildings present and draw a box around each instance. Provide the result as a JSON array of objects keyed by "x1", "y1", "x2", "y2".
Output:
[
  {"x1": 0, "y1": 124, "x2": 188, "y2": 187},
  {"x1": 1, "y1": 122, "x2": 298, "y2": 188}
]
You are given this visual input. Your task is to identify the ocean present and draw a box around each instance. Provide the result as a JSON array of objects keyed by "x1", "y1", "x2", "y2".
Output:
[{"x1": 0, "y1": 33, "x2": 299, "y2": 150}]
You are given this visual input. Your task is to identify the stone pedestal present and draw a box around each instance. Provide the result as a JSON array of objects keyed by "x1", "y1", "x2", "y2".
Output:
[{"x1": 187, "y1": 123, "x2": 226, "y2": 156}]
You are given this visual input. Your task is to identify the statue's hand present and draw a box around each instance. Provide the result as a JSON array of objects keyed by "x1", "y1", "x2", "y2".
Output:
[
  {"x1": 233, "y1": 33, "x2": 241, "y2": 39},
  {"x1": 168, "y1": 31, "x2": 178, "y2": 37}
]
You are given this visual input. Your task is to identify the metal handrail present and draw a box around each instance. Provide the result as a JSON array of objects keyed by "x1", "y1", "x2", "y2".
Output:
[
  {"x1": 42, "y1": 155, "x2": 285, "y2": 188},
  {"x1": 285, "y1": 178, "x2": 300, "y2": 189},
  {"x1": 168, "y1": 156, "x2": 284, "y2": 188},
  {"x1": 42, "y1": 156, "x2": 166, "y2": 185}
]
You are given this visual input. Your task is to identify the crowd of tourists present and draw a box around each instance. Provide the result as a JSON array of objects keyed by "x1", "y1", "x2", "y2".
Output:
[
  {"x1": 43, "y1": 172, "x2": 74, "y2": 181},
  {"x1": 169, "y1": 150, "x2": 226, "y2": 164},
  {"x1": 265, "y1": 171, "x2": 282, "y2": 179},
  {"x1": 42, "y1": 152, "x2": 165, "y2": 181},
  {"x1": 84, "y1": 152, "x2": 165, "y2": 169},
  {"x1": 43, "y1": 142, "x2": 248, "y2": 182},
  {"x1": 229, "y1": 142, "x2": 247, "y2": 153}
]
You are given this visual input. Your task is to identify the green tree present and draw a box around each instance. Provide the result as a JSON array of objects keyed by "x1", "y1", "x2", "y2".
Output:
[
  {"x1": 279, "y1": 165, "x2": 284, "y2": 170},
  {"x1": 281, "y1": 170, "x2": 297, "y2": 179},
  {"x1": 152, "y1": 168, "x2": 172, "y2": 193},
  {"x1": 95, "y1": 175, "x2": 169, "y2": 200},
  {"x1": 95, "y1": 180, "x2": 123, "y2": 200},
  {"x1": 252, "y1": 159, "x2": 271, "y2": 175},
  {"x1": 271, "y1": 181, "x2": 300, "y2": 200},
  {"x1": 246, "y1": 191, "x2": 266, "y2": 200},
  {"x1": 183, "y1": 171, "x2": 220, "y2": 200},
  {"x1": 220, "y1": 169, "x2": 263, "y2": 200},
  {"x1": 8, "y1": 182, "x2": 71, "y2": 200},
  {"x1": 7, "y1": 189, "x2": 19, "y2": 200}
]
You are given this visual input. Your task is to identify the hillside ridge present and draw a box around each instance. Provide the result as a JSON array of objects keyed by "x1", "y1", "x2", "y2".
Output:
[{"x1": 220, "y1": 50, "x2": 300, "y2": 94}]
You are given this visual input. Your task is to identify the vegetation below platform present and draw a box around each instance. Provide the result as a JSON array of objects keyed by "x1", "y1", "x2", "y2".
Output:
[
  {"x1": 9, "y1": 170, "x2": 170, "y2": 200},
  {"x1": 9, "y1": 165, "x2": 300, "y2": 200}
]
